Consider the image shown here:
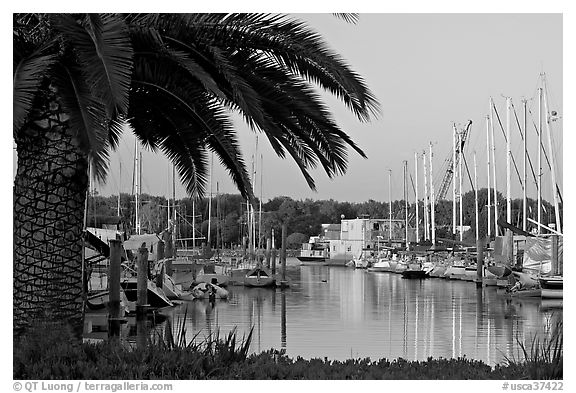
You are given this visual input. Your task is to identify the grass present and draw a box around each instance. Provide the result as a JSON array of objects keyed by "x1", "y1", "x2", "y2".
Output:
[
  {"x1": 502, "y1": 318, "x2": 563, "y2": 380},
  {"x1": 14, "y1": 313, "x2": 562, "y2": 380}
]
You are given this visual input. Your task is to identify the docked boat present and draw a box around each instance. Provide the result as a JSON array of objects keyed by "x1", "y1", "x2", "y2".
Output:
[
  {"x1": 194, "y1": 263, "x2": 231, "y2": 287},
  {"x1": 444, "y1": 262, "x2": 466, "y2": 280},
  {"x1": 243, "y1": 265, "x2": 276, "y2": 288},
  {"x1": 428, "y1": 265, "x2": 447, "y2": 278},
  {"x1": 120, "y1": 278, "x2": 174, "y2": 309},
  {"x1": 86, "y1": 289, "x2": 132, "y2": 314},
  {"x1": 539, "y1": 276, "x2": 563, "y2": 299},
  {"x1": 507, "y1": 288, "x2": 542, "y2": 298},
  {"x1": 393, "y1": 260, "x2": 408, "y2": 274},
  {"x1": 160, "y1": 273, "x2": 185, "y2": 300},
  {"x1": 512, "y1": 270, "x2": 539, "y2": 289},
  {"x1": 462, "y1": 265, "x2": 478, "y2": 282},
  {"x1": 482, "y1": 268, "x2": 499, "y2": 286},
  {"x1": 367, "y1": 258, "x2": 392, "y2": 272},
  {"x1": 487, "y1": 264, "x2": 513, "y2": 278},
  {"x1": 401, "y1": 263, "x2": 429, "y2": 279},
  {"x1": 191, "y1": 282, "x2": 229, "y2": 299},
  {"x1": 297, "y1": 238, "x2": 329, "y2": 265}
]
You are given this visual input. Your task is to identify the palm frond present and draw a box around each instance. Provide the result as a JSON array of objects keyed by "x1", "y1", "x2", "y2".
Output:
[
  {"x1": 13, "y1": 53, "x2": 57, "y2": 134},
  {"x1": 52, "y1": 63, "x2": 111, "y2": 182},
  {"x1": 182, "y1": 13, "x2": 380, "y2": 121},
  {"x1": 332, "y1": 13, "x2": 360, "y2": 24},
  {"x1": 129, "y1": 58, "x2": 253, "y2": 200},
  {"x1": 52, "y1": 14, "x2": 133, "y2": 117}
]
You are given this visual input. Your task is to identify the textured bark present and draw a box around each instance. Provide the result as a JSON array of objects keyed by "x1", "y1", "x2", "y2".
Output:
[{"x1": 13, "y1": 91, "x2": 88, "y2": 338}]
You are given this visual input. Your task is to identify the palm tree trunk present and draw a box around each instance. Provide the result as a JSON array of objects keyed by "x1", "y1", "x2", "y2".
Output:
[{"x1": 13, "y1": 99, "x2": 89, "y2": 339}]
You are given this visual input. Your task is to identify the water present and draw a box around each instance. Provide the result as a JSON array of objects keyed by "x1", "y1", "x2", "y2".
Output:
[{"x1": 160, "y1": 257, "x2": 562, "y2": 366}]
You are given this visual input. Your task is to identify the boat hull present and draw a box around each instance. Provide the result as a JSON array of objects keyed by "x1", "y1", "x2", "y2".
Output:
[
  {"x1": 401, "y1": 270, "x2": 428, "y2": 279},
  {"x1": 243, "y1": 277, "x2": 276, "y2": 287},
  {"x1": 191, "y1": 283, "x2": 229, "y2": 299},
  {"x1": 243, "y1": 266, "x2": 276, "y2": 288},
  {"x1": 508, "y1": 288, "x2": 542, "y2": 298},
  {"x1": 541, "y1": 288, "x2": 563, "y2": 299},
  {"x1": 121, "y1": 280, "x2": 173, "y2": 308}
]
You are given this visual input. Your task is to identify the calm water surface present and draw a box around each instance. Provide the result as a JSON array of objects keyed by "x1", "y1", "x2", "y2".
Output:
[{"x1": 160, "y1": 258, "x2": 562, "y2": 365}]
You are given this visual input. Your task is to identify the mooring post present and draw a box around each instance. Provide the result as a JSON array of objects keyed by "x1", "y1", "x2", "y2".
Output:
[
  {"x1": 108, "y1": 239, "x2": 122, "y2": 338},
  {"x1": 281, "y1": 222, "x2": 287, "y2": 283},
  {"x1": 551, "y1": 234, "x2": 559, "y2": 275},
  {"x1": 476, "y1": 236, "x2": 485, "y2": 288},
  {"x1": 136, "y1": 243, "x2": 149, "y2": 320},
  {"x1": 265, "y1": 237, "x2": 271, "y2": 269},
  {"x1": 165, "y1": 231, "x2": 173, "y2": 258},
  {"x1": 157, "y1": 239, "x2": 164, "y2": 261}
]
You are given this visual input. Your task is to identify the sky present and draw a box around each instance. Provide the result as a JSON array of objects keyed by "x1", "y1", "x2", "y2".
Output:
[
  {"x1": 79, "y1": 12, "x2": 564, "y2": 205},
  {"x1": 5, "y1": 6, "x2": 567, "y2": 208}
]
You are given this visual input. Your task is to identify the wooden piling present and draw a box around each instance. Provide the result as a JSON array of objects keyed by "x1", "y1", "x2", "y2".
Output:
[
  {"x1": 271, "y1": 249, "x2": 277, "y2": 275},
  {"x1": 281, "y1": 223, "x2": 287, "y2": 283},
  {"x1": 165, "y1": 231, "x2": 173, "y2": 258},
  {"x1": 157, "y1": 239, "x2": 164, "y2": 261},
  {"x1": 108, "y1": 239, "x2": 122, "y2": 337},
  {"x1": 551, "y1": 234, "x2": 559, "y2": 275},
  {"x1": 136, "y1": 244, "x2": 149, "y2": 319},
  {"x1": 476, "y1": 236, "x2": 485, "y2": 288},
  {"x1": 265, "y1": 237, "x2": 271, "y2": 269}
]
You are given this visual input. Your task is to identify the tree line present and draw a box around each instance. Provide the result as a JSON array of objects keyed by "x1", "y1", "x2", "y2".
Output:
[{"x1": 89, "y1": 188, "x2": 560, "y2": 249}]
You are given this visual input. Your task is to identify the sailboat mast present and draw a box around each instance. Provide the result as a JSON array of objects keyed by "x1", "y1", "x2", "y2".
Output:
[
  {"x1": 543, "y1": 80, "x2": 562, "y2": 233},
  {"x1": 388, "y1": 169, "x2": 392, "y2": 242},
  {"x1": 259, "y1": 154, "x2": 263, "y2": 250},
  {"x1": 117, "y1": 161, "x2": 121, "y2": 217},
  {"x1": 506, "y1": 97, "x2": 512, "y2": 224},
  {"x1": 208, "y1": 153, "x2": 213, "y2": 246},
  {"x1": 172, "y1": 165, "x2": 176, "y2": 228},
  {"x1": 522, "y1": 99, "x2": 527, "y2": 232},
  {"x1": 537, "y1": 87, "x2": 542, "y2": 234},
  {"x1": 486, "y1": 115, "x2": 491, "y2": 239},
  {"x1": 489, "y1": 98, "x2": 498, "y2": 236},
  {"x1": 474, "y1": 152, "x2": 479, "y2": 243},
  {"x1": 452, "y1": 124, "x2": 457, "y2": 236},
  {"x1": 192, "y1": 198, "x2": 196, "y2": 249},
  {"x1": 422, "y1": 151, "x2": 429, "y2": 241},
  {"x1": 216, "y1": 181, "x2": 220, "y2": 251},
  {"x1": 404, "y1": 160, "x2": 409, "y2": 250},
  {"x1": 134, "y1": 143, "x2": 140, "y2": 235},
  {"x1": 429, "y1": 142, "x2": 436, "y2": 245},
  {"x1": 414, "y1": 152, "x2": 419, "y2": 243},
  {"x1": 458, "y1": 129, "x2": 463, "y2": 242},
  {"x1": 172, "y1": 164, "x2": 177, "y2": 252}
]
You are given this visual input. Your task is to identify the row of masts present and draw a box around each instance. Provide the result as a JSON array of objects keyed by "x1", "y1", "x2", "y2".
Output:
[{"x1": 392, "y1": 76, "x2": 562, "y2": 248}]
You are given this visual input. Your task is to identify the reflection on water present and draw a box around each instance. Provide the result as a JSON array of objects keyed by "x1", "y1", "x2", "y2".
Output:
[{"x1": 159, "y1": 258, "x2": 562, "y2": 365}]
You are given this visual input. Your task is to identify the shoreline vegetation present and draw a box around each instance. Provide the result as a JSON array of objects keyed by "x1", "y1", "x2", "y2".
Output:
[{"x1": 14, "y1": 320, "x2": 562, "y2": 380}]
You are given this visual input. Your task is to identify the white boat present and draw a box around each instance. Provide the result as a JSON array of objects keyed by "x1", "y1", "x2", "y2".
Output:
[
  {"x1": 191, "y1": 282, "x2": 229, "y2": 299},
  {"x1": 297, "y1": 237, "x2": 329, "y2": 265},
  {"x1": 367, "y1": 258, "x2": 391, "y2": 272},
  {"x1": 444, "y1": 261, "x2": 466, "y2": 279},
  {"x1": 244, "y1": 265, "x2": 276, "y2": 288},
  {"x1": 461, "y1": 265, "x2": 478, "y2": 281},
  {"x1": 120, "y1": 277, "x2": 174, "y2": 309},
  {"x1": 86, "y1": 289, "x2": 132, "y2": 315},
  {"x1": 194, "y1": 263, "x2": 231, "y2": 287},
  {"x1": 512, "y1": 270, "x2": 539, "y2": 289},
  {"x1": 393, "y1": 260, "x2": 408, "y2": 274},
  {"x1": 160, "y1": 274, "x2": 184, "y2": 300}
]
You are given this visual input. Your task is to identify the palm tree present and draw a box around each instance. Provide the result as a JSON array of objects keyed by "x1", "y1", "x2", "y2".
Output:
[{"x1": 13, "y1": 13, "x2": 379, "y2": 337}]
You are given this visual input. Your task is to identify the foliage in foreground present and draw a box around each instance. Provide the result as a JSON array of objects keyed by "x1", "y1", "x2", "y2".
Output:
[{"x1": 13, "y1": 320, "x2": 563, "y2": 380}]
